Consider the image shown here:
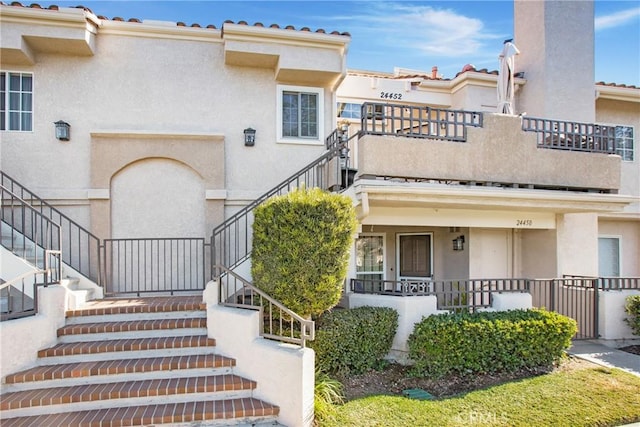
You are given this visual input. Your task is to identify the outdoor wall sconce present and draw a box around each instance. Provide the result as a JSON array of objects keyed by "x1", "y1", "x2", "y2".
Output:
[
  {"x1": 244, "y1": 127, "x2": 256, "y2": 146},
  {"x1": 54, "y1": 120, "x2": 70, "y2": 141},
  {"x1": 453, "y1": 235, "x2": 465, "y2": 251}
]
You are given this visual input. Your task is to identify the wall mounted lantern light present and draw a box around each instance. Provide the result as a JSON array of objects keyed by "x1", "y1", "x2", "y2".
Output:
[
  {"x1": 452, "y1": 235, "x2": 465, "y2": 251},
  {"x1": 244, "y1": 127, "x2": 256, "y2": 146},
  {"x1": 54, "y1": 120, "x2": 70, "y2": 141}
]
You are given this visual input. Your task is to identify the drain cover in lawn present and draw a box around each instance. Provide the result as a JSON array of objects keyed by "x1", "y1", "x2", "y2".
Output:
[{"x1": 402, "y1": 388, "x2": 434, "y2": 400}]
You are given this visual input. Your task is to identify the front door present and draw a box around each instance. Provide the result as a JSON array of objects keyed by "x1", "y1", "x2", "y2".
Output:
[{"x1": 397, "y1": 233, "x2": 433, "y2": 284}]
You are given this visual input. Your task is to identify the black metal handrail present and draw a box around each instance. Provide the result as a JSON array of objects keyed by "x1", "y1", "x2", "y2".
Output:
[
  {"x1": 102, "y1": 238, "x2": 206, "y2": 296},
  {"x1": 359, "y1": 103, "x2": 483, "y2": 142},
  {"x1": 215, "y1": 265, "x2": 314, "y2": 347},
  {"x1": 522, "y1": 117, "x2": 617, "y2": 154},
  {"x1": 1, "y1": 184, "x2": 62, "y2": 283},
  {"x1": 211, "y1": 129, "x2": 346, "y2": 276},
  {"x1": 1, "y1": 172, "x2": 101, "y2": 285}
]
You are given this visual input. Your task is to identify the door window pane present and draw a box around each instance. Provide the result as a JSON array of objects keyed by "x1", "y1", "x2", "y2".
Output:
[{"x1": 356, "y1": 235, "x2": 384, "y2": 281}]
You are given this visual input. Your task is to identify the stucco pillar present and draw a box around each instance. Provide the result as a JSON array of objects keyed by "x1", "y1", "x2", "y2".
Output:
[{"x1": 556, "y1": 213, "x2": 599, "y2": 276}]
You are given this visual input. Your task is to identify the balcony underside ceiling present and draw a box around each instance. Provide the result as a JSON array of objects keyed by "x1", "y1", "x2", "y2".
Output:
[{"x1": 351, "y1": 180, "x2": 637, "y2": 215}]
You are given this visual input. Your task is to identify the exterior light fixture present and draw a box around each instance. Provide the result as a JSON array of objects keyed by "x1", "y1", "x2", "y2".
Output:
[
  {"x1": 54, "y1": 120, "x2": 70, "y2": 141},
  {"x1": 452, "y1": 235, "x2": 465, "y2": 251},
  {"x1": 244, "y1": 127, "x2": 256, "y2": 146}
]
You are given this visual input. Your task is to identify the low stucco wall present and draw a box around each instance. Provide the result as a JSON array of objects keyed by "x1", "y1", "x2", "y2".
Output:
[
  {"x1": 0, "y1": 285, "x2": 66, "y2": 381},
  {"x1": 599, "y1": 289, "x2": 640, "y2": 340},
  {"x1": 204, "y1": 282, "x2": 314, "y2": 427},
  {"x1": 348, "y1": 293, "x2": 448, "y2": 361}
]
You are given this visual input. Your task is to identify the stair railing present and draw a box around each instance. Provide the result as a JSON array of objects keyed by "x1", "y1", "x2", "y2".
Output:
[
  {"x1": 215, "y1": 265, "x2": 314, "y2": 347},
  {"x1": 211, "y1": 127, "x2": 348, "y2": 277},
  {"x1": 1, "y1": 184, "x2": 62, "y2": 285},
  {"x1": 1, "y1": 172, "x2": 101, "y2": 285}
]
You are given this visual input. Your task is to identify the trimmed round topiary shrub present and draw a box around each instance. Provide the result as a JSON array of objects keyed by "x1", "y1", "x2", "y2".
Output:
[
  {"x1": 311, "y1": 306, "x2": 398, "y2": 375},
  {"x1": 408, "y1": 309, "x2": 577, "y2": 378},
  {"x1": 251, "y1": 187, "x2": 357, "y2": 318}
]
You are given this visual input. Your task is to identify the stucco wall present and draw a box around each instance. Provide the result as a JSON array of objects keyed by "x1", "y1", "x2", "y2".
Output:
[
  {"x1": 468, "y1": 228, "x2": 512, "y2": 279},
  {"x1": 598, "y1": 289, "x2": 640, "y2": 340},
  {"x1": 357, "y1": 114, "x2": 620, "y2": 191},
  {"x1": 519, "y1": 229, "x2": 558, "y2": 278},
  {"x1": 557, "y1": 213, "x2": 599, "y2": 277}
]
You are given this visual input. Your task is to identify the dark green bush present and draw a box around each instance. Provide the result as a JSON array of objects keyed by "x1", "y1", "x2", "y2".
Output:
[
  {"x1": 625, "y1": 295, "x2": 640, "y2": 336},
  {"x1": 311, "y1": 306, "x2": 398, "y2": 375},
  {"x1": 408, "y1": 309, "x2": 577, "y2": 378},
  {"x1": 251, "y1": 187, "x2": 357, "y2": 318}
]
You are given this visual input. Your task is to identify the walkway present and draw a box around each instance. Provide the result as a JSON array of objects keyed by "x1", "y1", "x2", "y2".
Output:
[{"x1": 569, "y1": 340, "x2": 640, "y2": 377}]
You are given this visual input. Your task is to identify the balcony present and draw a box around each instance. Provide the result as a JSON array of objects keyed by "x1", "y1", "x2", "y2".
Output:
[{"x1": 354, "y1": 103, "x2": 622, "y2": 193}]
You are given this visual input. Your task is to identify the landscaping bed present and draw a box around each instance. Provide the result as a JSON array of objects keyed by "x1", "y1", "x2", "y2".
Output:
[{"x1": 340, "y1": 356, "x2": 592, "y2": 401}]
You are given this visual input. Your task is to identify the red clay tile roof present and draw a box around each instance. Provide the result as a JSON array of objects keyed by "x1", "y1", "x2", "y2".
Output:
[
  {"x1": 0, "y1": 2, "x2": 350, "y2": 35},
  {"x1": 596, "y1": 81, "x2": 638, "y2": 89}
]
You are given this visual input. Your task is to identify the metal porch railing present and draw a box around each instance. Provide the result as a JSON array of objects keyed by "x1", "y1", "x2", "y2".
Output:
[
  {"x1": 1, "y1": 172, "x2": 100, "y2": 285},
  {"x1": 359, "y1": 103, "x2": 483, "y2": 142}
]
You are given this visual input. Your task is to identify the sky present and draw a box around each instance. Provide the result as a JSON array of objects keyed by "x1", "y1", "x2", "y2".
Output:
[{"x1": 34, "y1": 0, "x2": 640, "y2": 85}]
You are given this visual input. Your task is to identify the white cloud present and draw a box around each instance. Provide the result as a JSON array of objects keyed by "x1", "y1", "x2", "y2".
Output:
[
  {"x1": 330, "y1": 3, "x2": 502, "y2": 58},
  {"x1": 595, "y1": 7, "x2": 640, "y2": 31}
]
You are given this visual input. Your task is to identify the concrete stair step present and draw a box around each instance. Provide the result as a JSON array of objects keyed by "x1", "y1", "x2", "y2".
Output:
[
  {"x1": 65, "y1": 296, "x2": 205, "y2": 318},
  {"x1": 3, "y1": 354, "x2": 236, "y2": 392},
  {"x1": 38, "y1": 336, "x2": 216, "y2": 358},
  {"x1": 0, "y1": 374, "x2": 257, "y2": 418},
  {"x1": 0, "y1": 397, "x2": 280, "y2": 426},
  {"x1": 57, "y1": 318, "x2": 208, "y2": 342}
]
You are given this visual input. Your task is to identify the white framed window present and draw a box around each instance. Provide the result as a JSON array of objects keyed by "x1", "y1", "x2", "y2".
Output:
[
  {"x1": 1, "y1": 71, "x2": 33, "y2": 131},
  {"x1": 355, "y1": 233, "x2": 385, "y2": 281},
  {"x1": 337, "y1": 102, "x2": 361, "y2": 120},
  {"x1": 277, "y1": 85, "x2": 324, "y2": 144},
  {"x1": 614, "y1": 125, "x2": 634, "y2": 161},
  {"x1": 396, "y1": 232, "x2": 433, "y2": 281},
  {"x1": 598, "y1": 236, "x2": 621, "y2": 277}
]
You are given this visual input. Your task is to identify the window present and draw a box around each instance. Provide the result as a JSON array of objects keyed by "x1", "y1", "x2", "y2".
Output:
[
  {"x1": 277, "y1": 85, "x2": 324, "y2": 144},
  {"x1": 615, "y1": 126, "x2": 634, "y2": 161},
  {"x1": 337, "y1": 102, "x2": 361, "y2": 119},
  {"x1": 355, "y1": 234, "x2": 384, "y2": 281},
  {"x1": 598, "y1": 237, "x2": 620, "y2": 277},
  {"x1": 1, "y1": 71, "x2": 33, "y2": 131},
  {"x1": 397, "y1": 233, "x2": 433, "y2": 279}
]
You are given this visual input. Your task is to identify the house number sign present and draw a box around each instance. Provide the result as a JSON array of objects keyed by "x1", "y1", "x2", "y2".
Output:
[
  {"x1": 380, "y1": 92, "x2": 403, "y2": 100},
  {"x1": 516, "y1": 219, "x2": 533, "y2": 227}
]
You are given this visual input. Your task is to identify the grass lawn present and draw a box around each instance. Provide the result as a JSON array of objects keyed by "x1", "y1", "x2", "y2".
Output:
[{"x1": 324, "y1": 365, "x2": 640, "y2": 426}]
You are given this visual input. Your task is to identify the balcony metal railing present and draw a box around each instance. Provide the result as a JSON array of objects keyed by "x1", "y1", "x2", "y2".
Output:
[
  {"x1": 1, "y1": 270, "x2": 44, "y2": 321},
  {"x1": 522, "y1": 117, "x2": 617, "y2": 154},
  {"x1": 359, "y1": 103, "x2": 483, "y2": 142},
  {"x1": 215, "y1": 265, "x2": 314, "y2": 347},
  {"x1": 1, "y1": 172, "x2": 101, "y2": 285}
]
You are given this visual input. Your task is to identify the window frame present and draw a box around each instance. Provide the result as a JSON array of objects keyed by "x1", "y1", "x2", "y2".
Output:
[
  {"x1": 276, "y1": 84, "x2": 324, "y2": 145},
  {"x1": 395, "y1": 232, "x2": 434, "y2": 281},
  {"x1": 1, "y1": 71, "x2": 34, "y2": 132},
  {"x1": 614, "y1": 125, "x2": 634, "y2": 162},
  {"x1": 355, "y1": 233, "x2": 386, "y2": 282},
  {"x1": 598, "y1": 235, "x2": 622, "y2": 277}
]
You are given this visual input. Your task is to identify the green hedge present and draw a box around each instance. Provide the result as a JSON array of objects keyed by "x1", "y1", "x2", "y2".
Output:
[
  {"x1": 311, "y1": 307, "x2": 398, "y2": 375},
  {"x1": 251, "y1": 187, "x2": 357, "y2": 318},
  {"x1": 408, "y1": 309, "x2": 577, "y2": 378},
  {"x1": 625, "y1": 295, "x2": 640, "y2": 336}
]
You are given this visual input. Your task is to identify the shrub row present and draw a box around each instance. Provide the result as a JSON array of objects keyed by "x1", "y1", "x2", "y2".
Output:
[
  {"x1": 311, "y1": 306, "x2": 398, "y2": 375},
  {"x1": 625, "y1": 295, "x2": 640, "y2": 336},
  {"x1": 407, "y1": 309, "x2": 577, "y2": 378}
]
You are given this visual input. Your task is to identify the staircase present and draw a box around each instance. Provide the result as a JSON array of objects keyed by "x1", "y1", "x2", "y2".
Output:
[{"x1": 0, "y1": 296, "x2": 280, "y2": 426}]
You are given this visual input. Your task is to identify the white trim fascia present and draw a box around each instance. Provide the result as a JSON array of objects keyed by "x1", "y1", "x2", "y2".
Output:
[
  {"x1": 354, "y1": 180, "x2": 638, "y2": 213},
  {"x1": 222, "y1": 23, "x2": 350, "y2": 53},
  {"x1": 90, "y1": 130, "x2": 224, "y2": 141},
  {"x1": 595, "y1": 85, "x2": 640, "y2": 103},
  {"x1": 450, "y1": 71, "x2": 526, "y2": 95},
  {"x1": 0, "y1": 5, "x2": 100, "y2": 27},
  {"x1": 598, "y1": 211, "x2": 640, "y2": 221},
  {"x1": 98, "y1": 20, "x2": 222, "y2": 42}
]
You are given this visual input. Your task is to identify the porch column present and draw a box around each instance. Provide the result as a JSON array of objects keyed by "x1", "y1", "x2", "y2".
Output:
[{"x1": 556, "y1": 213, "x2": 598, "y2": 277}]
